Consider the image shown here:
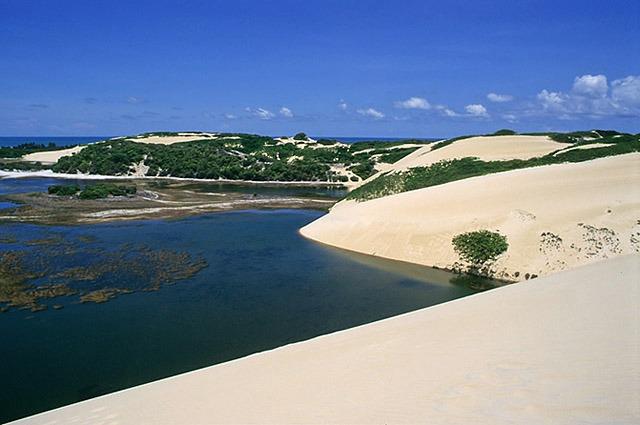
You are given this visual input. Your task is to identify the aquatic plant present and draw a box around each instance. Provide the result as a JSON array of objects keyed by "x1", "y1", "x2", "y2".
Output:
[{"x1": 0, "y1": 234, "x2": 208, "y2": 313}]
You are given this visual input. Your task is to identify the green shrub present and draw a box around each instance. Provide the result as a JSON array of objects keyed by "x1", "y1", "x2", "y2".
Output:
[
  {"x1": 78, "y1": 183, "x2": 137, "y2": 199},
  {"x1": 348, "y1": 160, "x2": 377, "y2": 179},
  {"x1": 493, "y1": 129, "x2": 517, "y2": 136},
  {"x1": 452, "y1": 230, "x2": 508, "y2": 268},
  {"x1": 48, "y1": 184, "x2": 80, "y2": 196},
  {"x1": 293, "y1": 132, "x2": 308, "y2": 141}
]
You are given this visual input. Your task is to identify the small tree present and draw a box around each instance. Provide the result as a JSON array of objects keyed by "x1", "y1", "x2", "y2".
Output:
[
  {"x1": 452, "y1": 230, "x2": 508, "y2": 273},
  {"x1": 493, "y1": 129, "x2": 516, "y2": 136},
  {"x1": 293, "y1": 132, "x2": 308, "y2": 141}
]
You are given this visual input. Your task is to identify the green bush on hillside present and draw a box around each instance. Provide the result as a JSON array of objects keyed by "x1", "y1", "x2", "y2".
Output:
[
  {"x1": 493, "y1": 129, "x2": 517, "y2": 136},
  {"x1": 452, "y1": 230, "x2": 508, "y2": 268}
]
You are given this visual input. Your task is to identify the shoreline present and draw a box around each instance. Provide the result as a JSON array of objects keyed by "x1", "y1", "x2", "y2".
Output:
[
  {"x1": 0, "y1": 180, "x2": 339, "y2": 225},
  {"x1": 301, "y1": 153, "x2": 640, "y2": 281},
  {"x1": 11, "y1": 254, "x2": 639, "y2": 424},
  {"x1": 0, "y1": 169, "x2": 351, "y2": 187}
]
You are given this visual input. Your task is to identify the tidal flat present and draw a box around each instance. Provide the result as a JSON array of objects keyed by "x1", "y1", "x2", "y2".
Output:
[{"x1": 0, "y1": 178, "x2": 341, "y2": 224}]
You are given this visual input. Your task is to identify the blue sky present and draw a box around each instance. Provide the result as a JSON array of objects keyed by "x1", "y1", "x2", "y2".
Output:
[{"x1": 1, "y1": 0, "x2": 638, "y2": 137}]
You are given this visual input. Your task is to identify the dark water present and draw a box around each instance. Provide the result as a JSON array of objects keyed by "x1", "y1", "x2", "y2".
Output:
[
  {"x1": 0, "y1": 178, "x2": 485, "y2": 422},
  {"x1": 0, "y1": 136, "x2": 111, "y2": 147}
]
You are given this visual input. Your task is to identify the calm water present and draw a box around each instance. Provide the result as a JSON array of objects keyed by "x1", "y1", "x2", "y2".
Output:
[{"x1": 0, "y1": 177, "x2": 483, "y2": 422}]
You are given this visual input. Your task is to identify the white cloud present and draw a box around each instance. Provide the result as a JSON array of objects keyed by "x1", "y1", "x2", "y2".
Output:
[
  {"x1": 442, "y1": 108, "x2": 458, "y2": 117},
  {"x1": 279, "y1": 107, "x2": 294, "y2": 117},
  {"x1": 487, "y1": 93, "x2": 514, "y2": 102},
  {"x1": 433, "y1": 105, "x2": 459, "y2": 117},
  {"x1": 537, "y1": 89, "x2": 567, "y2": 109},
  {"x1": 501, "y1": 113, "x2": 518, "y2": 123},
  {"x1": 572, "y1": 74, "x2": 608, "y2": 98},
  {"x1": 357, "y1": 108, "x2": 385, "y2": 119},
  {"x1": 338, "y1": 100, "x2": 348, "y2": 111},
  {"x1": 535, "y1": 74, "x2": 640, "y2": 117},
  {"x1": 465, "y1": 104, "x2": 489, "y2": 117},
  {"x1": 126, "y1": 96, "x2": 142, "y2": 104},
  {"x1": 245, "y1": 107, "x2": 275, "y2": 120},
  {"x1": 611, "y1": 75, "x2": 640, "y2": 106},
  {"x1": 394, "y1": 97, "x2": 431, "y2": 110},
  {"x1": 224, "y1": 113, "x2": 237, "y2": 120}
]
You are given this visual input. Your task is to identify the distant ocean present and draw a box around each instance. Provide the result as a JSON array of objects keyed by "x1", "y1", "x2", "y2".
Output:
[
  {"x1": 0, "y1": 135, "x2": 440, "y2": 147},
  {"x1": 0, "y1": 136, "x2": 111, "y2": 147}
]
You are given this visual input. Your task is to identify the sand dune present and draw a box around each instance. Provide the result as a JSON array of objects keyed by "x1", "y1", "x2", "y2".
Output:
[
  {"x1": 12, "y1": 255, "x2": 639, "y2": 424},
  {"x1": 123, "y1": 133, "x2": 218, "y2": 145},
  {"x1": 21, "y1": 145, "x2": 85, "y2": 164},
  {"x1": 391, "y1": 135, "x2": 568, "y2": 171},
  {"x1": 301, "y1": 153, "x2": 640, "y2": 281}
]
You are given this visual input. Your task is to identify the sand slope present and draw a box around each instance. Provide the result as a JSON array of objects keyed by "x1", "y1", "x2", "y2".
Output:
[
  {"x1": 301, "y1": 153, "x2": 640, "y2": 280},
  {"x1": 391, "y1": 135, "x2": 568, "y2": 171},
  {"x1": 21, "y1": 145, "x2": 85, "y2": 164},
  {"x1": 12, "y1": 255, "x2": 639, "y2": 424}
]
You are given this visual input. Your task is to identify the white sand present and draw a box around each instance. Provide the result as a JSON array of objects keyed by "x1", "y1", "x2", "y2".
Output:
[
  {"x1": 124, "y1": 133, "x2": 217, "y2": 145},
  {"x1": 12, "y1": 254, "x2": 639, "y2": 424},
  {"x1": 391, "y1": 135, "x2": 568, "y2": 172},
  {"x1": 21, "y1": 145, "x2": 85, "y2": 164},
  {"x1": 553, "y1": 142, "x2": 611, "y2": 155},
  {"x1": 301, "y1": 153, "x2": 640, "y2": 281}
]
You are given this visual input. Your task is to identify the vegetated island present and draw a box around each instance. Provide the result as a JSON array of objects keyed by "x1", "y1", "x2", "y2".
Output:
[
  {"x1": 301, "y1": 129, "x2": 640, "y2": 282},
  {"x1": 0, "y1": 131, "x2": 432, "y2": 223},
  {"x1": 3, "y1": 131, "x2": 431, "y2": 183}
]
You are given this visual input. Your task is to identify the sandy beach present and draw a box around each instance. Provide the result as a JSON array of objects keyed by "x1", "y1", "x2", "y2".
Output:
[
  {"x1": 11, "y1": 254, "x2": 639, "y2": 424},
  {"x1": 302, "y1": 153, "x2": 640, "y2": 281}
]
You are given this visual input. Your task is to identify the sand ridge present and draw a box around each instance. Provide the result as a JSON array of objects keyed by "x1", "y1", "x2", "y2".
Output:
[
  {"x1": 301, "y1": 153, "x2": 640, "y2": 280},
  {"x1": 21, "y1": 145, "x2": 86, "y2": 164},
  {"x1": 390, "y1": 135, "x2": 569, "y2": 172}
]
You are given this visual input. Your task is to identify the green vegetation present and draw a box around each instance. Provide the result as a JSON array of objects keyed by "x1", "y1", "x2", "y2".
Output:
[
  {"x1": 51, "y1": 133, "x2": 425, "y2": 182},
  {"x1": 452, "y1": 230, "x2": 508, "y2": 268},
  {"x1": 493, "y1": 129, "x2": 517, "y2": 135},
  {"x1": 347, "y1": 132, "x2": 639, "y2": 201},
  {"x1": 48, "y1": 184, "x2": 80, "y2": 196},
  {"x1": 78, "y1": 183, "x2": 137, "y2": 199},
  {"x1": 378, "y1": 147, "x2": 420, "y2": 163},
  {"x1": 0, "y1": 160, "x2": 51, "y2": 171},
  {"x1": 348, "y1": 160, "x2": 376, "y2": 180},
  {"x1": 293, "y1": 132, "x2": 309, "y2": 140},
  {"x1": 0, "y1": 142, "x2": 69, "y2": 159},
  {"x1": 47, "y1": 183, "x2": 136, "y2": 199}
]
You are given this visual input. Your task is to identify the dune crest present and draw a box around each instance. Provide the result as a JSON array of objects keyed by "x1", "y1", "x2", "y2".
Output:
[{"x1": 301, "y1": 153, "x2": 640, "y2": 281}]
